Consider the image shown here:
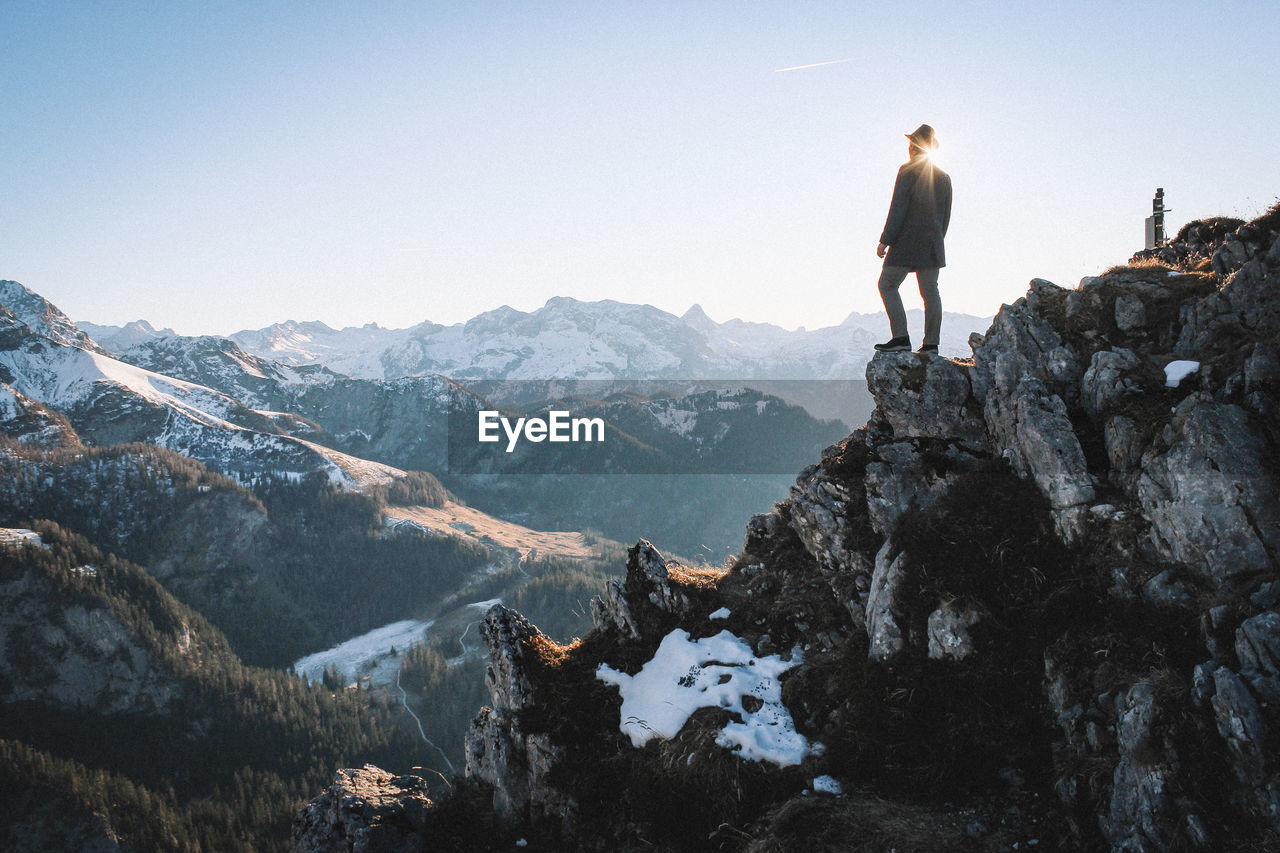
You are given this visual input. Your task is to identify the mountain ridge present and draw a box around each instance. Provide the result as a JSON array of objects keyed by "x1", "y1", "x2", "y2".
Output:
[
  {"x1": 81, "y1": 295, "x2": 992, "y2": 382},
  {"x1": 293, "y1": 204, "x2": 1280, "y2": 852}
]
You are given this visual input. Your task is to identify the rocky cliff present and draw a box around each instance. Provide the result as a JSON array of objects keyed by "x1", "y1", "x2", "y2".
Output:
[{"x1": 296, "y1": 203, "x2": 1280, "y2": 852}]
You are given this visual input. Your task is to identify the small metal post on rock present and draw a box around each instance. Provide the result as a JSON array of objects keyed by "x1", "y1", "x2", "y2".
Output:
[{"x1": 1145, "y1": 188, "x2": 1170, "y2": 249}]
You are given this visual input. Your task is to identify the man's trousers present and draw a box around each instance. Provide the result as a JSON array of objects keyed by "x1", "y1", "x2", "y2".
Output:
[{"x1": 878, "y1": 265, "x2": 941, "y2": 348}]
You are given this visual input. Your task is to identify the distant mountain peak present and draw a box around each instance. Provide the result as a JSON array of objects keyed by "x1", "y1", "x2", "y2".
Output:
[
  {"x1": 0, "y1": 280, "x2": 107, "y2": 354},
  {"x1": 78, "y1": 318, "x2": 176, "y2": 352},
  {"x1": 680, "y1": 303, "x2": 717, "y2": 334}
]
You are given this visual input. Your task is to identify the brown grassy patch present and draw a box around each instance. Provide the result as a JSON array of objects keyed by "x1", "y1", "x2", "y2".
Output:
[
  {"x1": 1100, "y1": 259, "x2": 1178, "y2": 280},
  {"x1": 526, "y1": 632, "x2": 582, "y2": 668},
  {"x1": 669, "y1": 562, "x2": 730, "y2": 589},
  {"x1": 1248, "y1": 199, "x2": 1280, "y2": 235}
]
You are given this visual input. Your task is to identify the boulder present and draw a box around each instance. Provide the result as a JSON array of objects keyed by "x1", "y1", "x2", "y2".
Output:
[
  {"x1": 1081, "y1": 348, "x2": 1141, "y2": 422},
  {"x1": 926, "y1": 601, "x2": 981, "y2": 660},
  {"x1": 865, "y1": 351, "x2": 987, "y2": 450},
  {"x1": 292, "y1": 765, "x2": 433, "y2": 853}
]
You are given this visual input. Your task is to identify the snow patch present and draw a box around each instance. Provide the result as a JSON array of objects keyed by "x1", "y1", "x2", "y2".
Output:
[
  {"x1": 812, "y1": 775, "x2": 842, "y2": 795},
  {"x1": 596, "y1": 628, "x2": 821, "y2": 767},
  {"x1": 648, "y1": 403, "x2": 699, "y2": 436},
  {"x1": 0, "y1": 528, "x2": 47, "y2": 550},
  {"x1": 1164, "y1": 360, "x2": 1200, "y2": 388},
  {"x1": 709, "y1": 607, "x2": 731, "y2": 620},
  {"x1": 293, "y1": 619, "x2": 434, "y2": 686}
]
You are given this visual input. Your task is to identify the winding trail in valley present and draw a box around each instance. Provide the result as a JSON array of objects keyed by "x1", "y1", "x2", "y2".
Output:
[
  {"x1": 395, "y1": 667, "x2": 455, "y2": 774},
  {"x1": 456, "y1": 619, "x2": 479, "y2": 659}
]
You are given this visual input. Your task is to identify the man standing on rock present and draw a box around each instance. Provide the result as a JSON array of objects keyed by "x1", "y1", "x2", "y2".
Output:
[{"x1": 874, "y1": 124, "x2": 952, "y2": 355}]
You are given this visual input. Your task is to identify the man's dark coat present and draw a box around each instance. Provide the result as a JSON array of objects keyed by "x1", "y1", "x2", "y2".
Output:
[{"x1": 880, "y1": 155, "x2": 953, "y2": 270}]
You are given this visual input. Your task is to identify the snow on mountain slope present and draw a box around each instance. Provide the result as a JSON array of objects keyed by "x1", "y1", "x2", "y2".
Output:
[
  {"x1": 0, "y1": 381, "x2": 81, "y2": 447},
  {"x1": 224, "y1": 296, "x2": 991, "y2": 381},
  {"x1": 3, "y1": 338, "x2": 244, "y2": 427},
  {"x1": 293, "y1": 618, "x2": 435, "y2": 686},
  {"x1": 0, "y1": 280, "x2": 107, "y2": 354},
  {"x1": 230, "y1": 319, "x2": 414, "y2": 379},
  {"x1": 1, "y1": 291, "x2": 405, "y2": 490},
  {"x1": 115, "y1": 333, "x2": 337, "y2": 410}
]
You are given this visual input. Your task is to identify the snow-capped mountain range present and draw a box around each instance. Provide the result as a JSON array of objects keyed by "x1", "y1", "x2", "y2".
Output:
[
  {"x1": 1, "y1": 280, "x2": 407, "y2": 489},
  {"x1": 85, "y1": 297, "x2": 991, "y2": 382},
  {"x1": 3, "y1": 280, "x2": 855, "y2": 499}
]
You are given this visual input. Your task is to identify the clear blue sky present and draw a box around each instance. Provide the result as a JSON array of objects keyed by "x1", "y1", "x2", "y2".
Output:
[{"x1": 2, "y1": 1, "x2": 1277, "y2": 335}]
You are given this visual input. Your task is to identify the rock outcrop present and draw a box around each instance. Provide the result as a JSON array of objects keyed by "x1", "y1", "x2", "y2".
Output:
[
  {"x1": 590, "y1": 538, "x2": 694, "y2": 640},
  {"x1": 464, "y1": 605, "x2": 573, "y2": 826},
  {"x1": 292, "y1": 765, "x2": 434, "y2": 853},
  {"x1": 297, "y1": 202, "x2": 1280, "y2": 851},
  {"x1": 0, "y1": 534, "x2": 184, "y2": 715}
]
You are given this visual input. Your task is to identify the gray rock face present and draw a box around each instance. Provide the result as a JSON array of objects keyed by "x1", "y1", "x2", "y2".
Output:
[
  {"x1": 865, "y1": 438, "x2": 986, "y2": 538},
  {"x1": 0, "y1": 570, "x2": 181, "y2": 714},
  {"x1": 1242, "y1": 341, "x2": 1279, "y2": 420},
  {"x1": 464, "y1": 605, "x2": 571, "y2": 826},
  {"x1": 1136, "y1": 402, "x2": 1279, "y2": 588},
  {"x1": 971, "y1": 293, "x2": 1096, "y2": 541},
  {"x1": 1236, "y1": 611, "x2": 1280, "y2": 703},
  {"x1": 1102, "y1": 682, "x2": 1180, "y2": 851},
  {"x1": 590, "y1": 539, "x2": 691, "y2": 639},
  {"x1": 783, "y1": 441, "x2": 878, "y2": 627},
  {"x1": 865, "y1": 542, "x2": 909, "y2": 662},
  {"x1": 1114, "y1": 293, "x2": 1148, "y2": 333},
  {"x1": 291, "y1": 765, "x2": 433, "y2": 853},
  {"x1": 1081, "y1": 348, "x2": 1142, "y2": 422},
  {"x1": 1176, "y1": 254, "x2": 1280, "y2": 361},
  {"x1": 1207, "y1": 666, "x2": 1280, "y2": 823},
  {"x1": 926, "y1": 601, "x2": 981, "y2": 660},
  {"x1": 865, "y1": 352, "x2": 987, "y2": 450},
  {"x1": 988, "y1": 373, "x2": 1096, "y2": 540}
]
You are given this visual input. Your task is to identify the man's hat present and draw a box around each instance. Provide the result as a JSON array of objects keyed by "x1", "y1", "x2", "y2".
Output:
[{"x1": 906, "y1": 124, "x2": 937, "y2": 148}]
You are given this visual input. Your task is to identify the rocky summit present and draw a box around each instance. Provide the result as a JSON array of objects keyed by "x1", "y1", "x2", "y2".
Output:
[{"x1": 295, "y1": 204, "x2": 1280, "y2": 852}]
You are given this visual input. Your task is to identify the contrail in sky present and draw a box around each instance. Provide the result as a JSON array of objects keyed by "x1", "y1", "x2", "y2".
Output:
[{"x1": 773, "y1": 58, "x2": 852, "y2": 72}]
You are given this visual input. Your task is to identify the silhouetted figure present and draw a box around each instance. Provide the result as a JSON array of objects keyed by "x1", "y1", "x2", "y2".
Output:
[{"x1": 874, "y1": 124, "x2": 952, "y2": 354}]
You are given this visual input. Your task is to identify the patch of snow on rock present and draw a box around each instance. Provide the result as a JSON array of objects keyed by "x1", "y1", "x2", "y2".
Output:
[
  {"x1": 812, "y1": 775, "x2": 843, "y2": 795},
  {"x1": 1164, "y1": 360, "x2": 1200, "y2": 388},
  {"x1": 596, "y1": 628, "x2": 820, "y2": 766}
]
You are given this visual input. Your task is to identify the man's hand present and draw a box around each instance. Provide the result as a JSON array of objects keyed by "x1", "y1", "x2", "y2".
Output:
[{"x1": 876, "y1": 242, "x2": 888, "y2": 259}]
